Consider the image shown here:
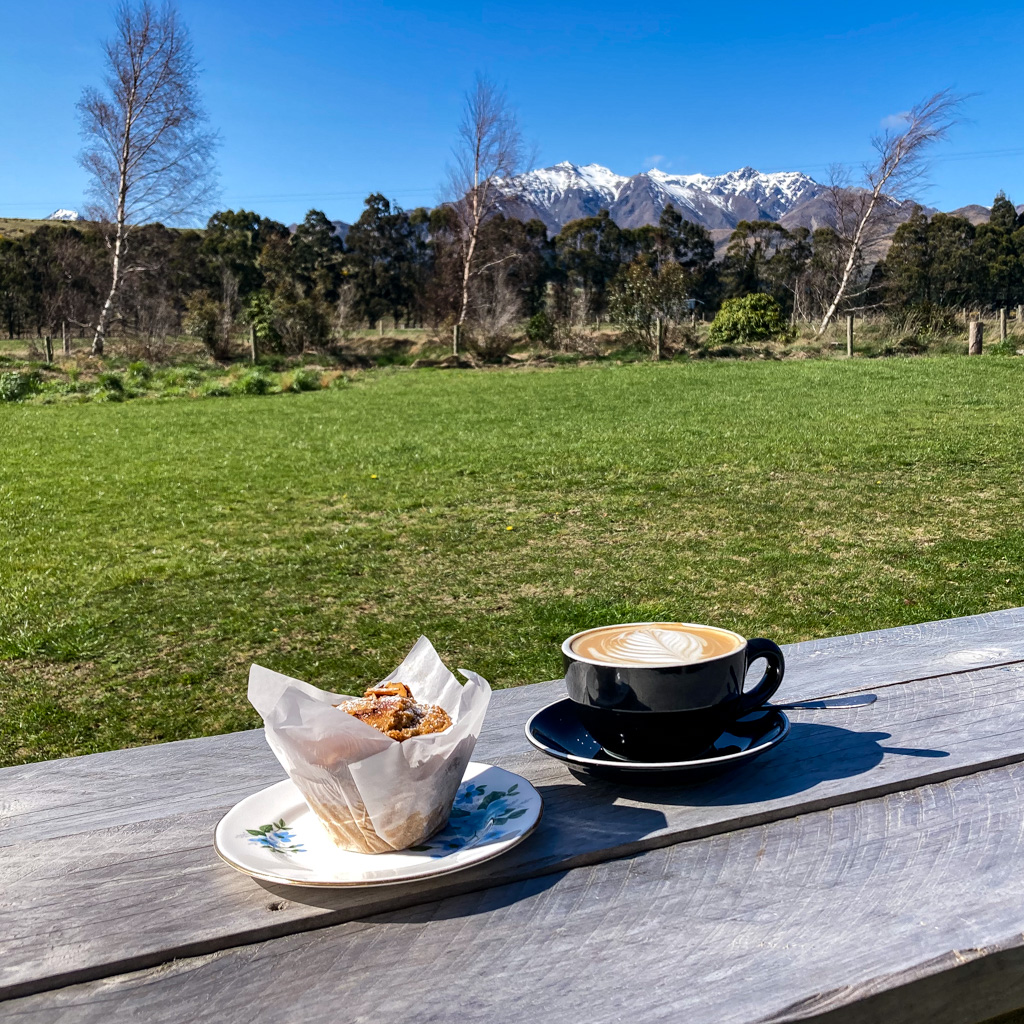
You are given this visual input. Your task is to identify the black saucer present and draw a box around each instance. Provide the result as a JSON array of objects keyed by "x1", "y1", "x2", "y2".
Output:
[{"x1": 525, "y1": 698, "x2": 790, "y2": 783}]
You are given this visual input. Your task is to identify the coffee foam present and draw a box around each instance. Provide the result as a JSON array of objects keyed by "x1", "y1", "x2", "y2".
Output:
[{"x1": 570, "y1": 623, "x2": 743, "y2": 667}]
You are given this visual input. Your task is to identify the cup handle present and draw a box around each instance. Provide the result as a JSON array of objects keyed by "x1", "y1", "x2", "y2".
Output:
[{"x1": 734, "y1": 638, "x2": 785, "y2": 716}]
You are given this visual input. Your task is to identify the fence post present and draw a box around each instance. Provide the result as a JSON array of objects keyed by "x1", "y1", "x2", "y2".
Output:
[
  {"x1": 43, "y1": 335, "x2": 53, "y2": 363},
  {"x1": 1000, "y1": 308, "x2": 1008, "y2": 341},
  {"x1": 249, "y1": 324, "x2": 258, "y2": 364},
  {"x1": 1018, "y1": 305, "x2": 1023, "y2": 330},
  {"x1": 453, "y1": 323, "x2": 461, "y2": 356},
  {"x1": 969, "y1": 318, "x2": 983, "y2": 355},
  {"x1": 654, "y1": 318, "x2": 664, "y2": 361},
  {"x1": 62, "y1": 320, "x2": 69, "y2": 356},
  {"x1": 378, "y1": 320, "x2": 384, "y2": 337},
  {"x1": 846, "y1": 314, "x2": 854, "y2": 357}
]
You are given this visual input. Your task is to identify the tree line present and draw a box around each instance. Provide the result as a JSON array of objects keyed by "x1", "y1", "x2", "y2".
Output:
[{"x1": 3, "y1": 188, "x2": 1023, "y2": 355}]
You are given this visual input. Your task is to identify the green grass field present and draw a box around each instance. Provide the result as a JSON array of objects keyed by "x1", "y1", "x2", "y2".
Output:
[{"x1": 3, "y1": 357, "x2": 1024, "y2": 767}]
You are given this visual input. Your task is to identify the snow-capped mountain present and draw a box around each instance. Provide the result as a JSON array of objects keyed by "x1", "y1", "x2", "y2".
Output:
[
  {"x1": 496, "y1": 162, "x2": 831, "y2": 235},
  {"x1": 47, "y1": 209, "x2": 80, "y2": 221}
]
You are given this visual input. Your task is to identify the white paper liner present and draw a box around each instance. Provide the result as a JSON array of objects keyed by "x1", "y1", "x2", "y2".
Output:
[{"x1": 248, "y1": 637, "x2": 491, "y2": 853}]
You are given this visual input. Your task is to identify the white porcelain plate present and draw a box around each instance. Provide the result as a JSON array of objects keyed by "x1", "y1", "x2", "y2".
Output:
[{"x1": 214, "y1": 761, "x2": 543, "y2": 888}]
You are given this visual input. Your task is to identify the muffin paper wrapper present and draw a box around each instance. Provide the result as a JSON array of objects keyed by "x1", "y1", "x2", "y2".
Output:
[{"x1": 248, "y1": 637, "x2": 491, "y2": 853}]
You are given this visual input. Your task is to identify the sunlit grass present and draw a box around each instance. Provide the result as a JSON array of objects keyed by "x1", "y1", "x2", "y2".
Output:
[{"x1": 3, "y1": 357, "x2": 1024, "y2": 765}]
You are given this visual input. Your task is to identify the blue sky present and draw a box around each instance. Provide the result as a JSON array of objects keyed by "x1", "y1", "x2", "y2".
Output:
[{"x1": 2, "y1": 1, "x2": 1022, "y2": 225}]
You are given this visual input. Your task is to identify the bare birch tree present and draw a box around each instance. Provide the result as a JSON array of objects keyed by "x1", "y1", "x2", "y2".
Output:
[
  {"x1": 447, "y1": 75, "x2": 526, "y2": 354},
  {"x1": 816, "y1": 90, "x2": 961, "y2": 336},
  {"x1": 78, "y1": 1, "x2": 218, "y2": 355}
]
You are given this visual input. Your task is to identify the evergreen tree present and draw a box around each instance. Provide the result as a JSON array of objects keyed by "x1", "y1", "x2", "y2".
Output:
[
  {"x1": 924, "y1": 213, "x2": 977, "y2": 307},
  {"x1": 554, "y1": 210, "x2": 625, "y2": 316},
  {"x1": 720, "y1": 220, "x2": 792, "y2": 298},
  {"x1": 291, "y1": 209, "x2": 344, "y2": 303},
  {"x1": 474, "y1": 214, "x2": 552, "y2": 317},
  {"x1": 343, "y1": 194, "x2": 422, "y2": 327},
  {"x1": 655, "y1": 204, "x2": 715, "y2": 271},
  {"x1": 202, "y1": 210, "x2": 289, "y2": 298},
  {"x1": 975, "y1": 193, "x2": 1024, "y2": 307}
]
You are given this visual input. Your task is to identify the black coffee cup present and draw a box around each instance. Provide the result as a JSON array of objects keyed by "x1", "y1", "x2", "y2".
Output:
[{"x1": 562, "y1": 621, "x2": 785, "y2": 762}]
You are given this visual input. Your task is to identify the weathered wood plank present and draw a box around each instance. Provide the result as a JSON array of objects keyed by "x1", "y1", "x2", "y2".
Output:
[
  {"x1": 5, "y1": 606, "x2": 1024, "y2": 847},
  {"x1": 0, "y1": 680, "x2": 564, "y2": 848},
  {"x1": 5, "y1": 660, "x2": 1024, "y2": 1000},
  {"x1": 9, "y1": 761, "x2": 1024, "y2": 1024}
]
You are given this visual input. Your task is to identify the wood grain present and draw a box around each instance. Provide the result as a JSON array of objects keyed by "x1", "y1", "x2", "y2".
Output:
[
  {"x1": 10, "y1": 761, "x2": 1024, "y2": 1024},
  {"x1": 5, "y1": 606, "x2": 1024, "y2": 847},
  {"x1": 5, "y1": 660, "x2": 1024, "y2": 1000}
]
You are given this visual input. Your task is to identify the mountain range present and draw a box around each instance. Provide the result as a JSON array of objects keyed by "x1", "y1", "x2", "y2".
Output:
[
  {"x1": 496, "y1": 162, "x2": 839, "y2": 236},
  {"x1": 494, "y1": 162, "x2": 1015, "y2": 245}
]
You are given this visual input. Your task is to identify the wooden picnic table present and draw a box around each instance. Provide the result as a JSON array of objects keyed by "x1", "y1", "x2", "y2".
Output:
[{"x1": 5, "y1": 609, "x2": 1024, "y2": 1023}]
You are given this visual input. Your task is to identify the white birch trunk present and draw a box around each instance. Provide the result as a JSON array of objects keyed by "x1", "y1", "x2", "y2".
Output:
[
  {"x1": 455, "y1": 143, "x2": 483, "y2": 354},
  {"x1": 815, "y1": 189, "x2": 880, "y2": 337},
  {"x1": 91, "y1": 77, "x2": 134, "y2": 356}
]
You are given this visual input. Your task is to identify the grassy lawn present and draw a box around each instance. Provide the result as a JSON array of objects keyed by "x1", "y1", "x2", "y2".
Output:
[{"x1": 3, "y1": 357, "x2": 1024, "y2": 766}]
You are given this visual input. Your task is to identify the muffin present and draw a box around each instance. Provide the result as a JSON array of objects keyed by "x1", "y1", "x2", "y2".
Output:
[
  {"x1": 248, "y1": 636, "x2": 491, "y2": 855},
  {"x1": 339, "y1": 682, "x2": 452, "y2": 741}
]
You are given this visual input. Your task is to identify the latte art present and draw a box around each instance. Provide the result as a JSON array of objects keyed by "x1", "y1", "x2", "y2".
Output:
[{"x1": 570, "y1": 623, "x2": 743, "y2": 667}]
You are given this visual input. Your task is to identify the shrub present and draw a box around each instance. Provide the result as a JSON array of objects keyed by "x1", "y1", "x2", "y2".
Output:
[
  {"x1": 201, "y1": 381, "x2": 232, "y2": 397},
  {"x1": 127, "y1": 361, "x2": 153, "y2": 382},
  {"x1": 256, "y1": 353, "x2": 287, "y2": 371},
  {"x1": 160, "y1": 367, "x2": 204, "y2": 389},
  {"x1": 245, "y1": 290, "x2": 282, "y2": 352},
  {"x1": 40, "y1": 378, "x2": 85, "y2": 398},
  {"x1": 231, "y1": 369, "x2": 272, "y2": 396},
  {"x1": 471, "y1": 334, "x2": 515, "y2": 361},
  {"x1": 375, "y1": 349, "x2": 415, "y2": 367},
  {"x1": 525, "y1": 311, "x2": 555, "y2": 344},
  {"x1": 707, "y1": 294, "x2": 792, "y2": 347},
  {"x1": 183, "y1": 292, "x2": 224, "y2": 356},
  {"x1": 608, "y1": 259, "x2": 658, "y2": 349},
  {"x1": 289, "y1": 367, "x2": 323, "y2": 392},
  {"x1": 277, "y1": 296, "x2": 333, "y2": 353},
  {"x1": 0, "y1": 371, "x2": 40, "y2": 402},
  {"x1": 330, "y1": 373, "x2": 349, "y2": 389},
  {"x1": 95, "y1": 371, "x2": 125, "y2": 393},
  {"x1": 989, "y1": 336, "x2": 1021, "y2": 356}
]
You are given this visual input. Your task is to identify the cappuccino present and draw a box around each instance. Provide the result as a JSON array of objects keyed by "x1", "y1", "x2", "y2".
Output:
[{"x1": 569, "y1": 622, "x2": 744, "y2": 667}]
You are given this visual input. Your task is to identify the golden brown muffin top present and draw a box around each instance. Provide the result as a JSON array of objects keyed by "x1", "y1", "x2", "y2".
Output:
[{"x1": 339, "y1": 682, "x2": 452, "y2": 741}]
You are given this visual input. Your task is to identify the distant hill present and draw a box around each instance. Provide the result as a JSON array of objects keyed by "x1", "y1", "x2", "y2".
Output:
[
  {"x1": 0, "y1": 217, "x2": 83, "y2": 239},
  {"x1": 288, "y1": 220, "x2": 350, "y2": 241},
  {"x1": 946, "y1": 203, "x2": 1024, "y2": 225}
]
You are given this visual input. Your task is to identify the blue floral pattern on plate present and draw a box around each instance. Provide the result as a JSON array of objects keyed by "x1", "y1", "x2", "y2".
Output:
[
  {"x1": 409, "y1": 780, "x2": 529, "y2": 854},
  {"x1": 245, "y1": 818, "x2": 305, "y2": 854},
  {"x1": 217, "y1": 763, "x2": 541, "y2": 886},
  {"x1": 241, "y1": 783, "x2": 529, "y2": 858}
]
